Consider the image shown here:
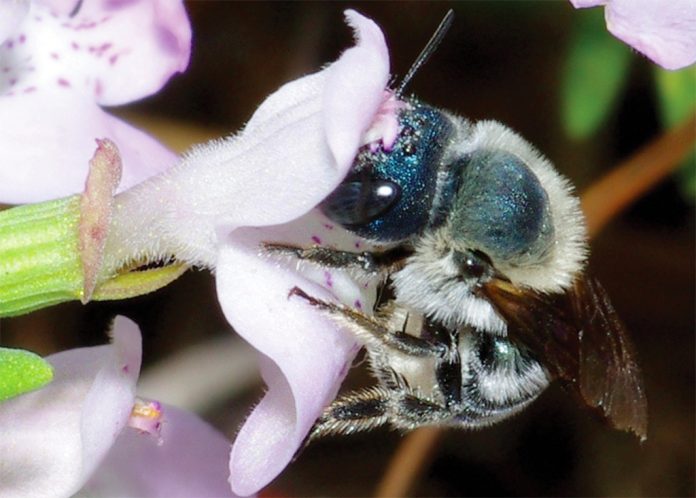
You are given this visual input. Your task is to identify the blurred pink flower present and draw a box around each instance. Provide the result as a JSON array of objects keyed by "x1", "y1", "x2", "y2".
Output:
[
  {"x1": 0, "y1": 317, "x2": 236, "y2": 498},
  {"x1": 570, "y1": 0, "x2": 696, "y2": 70},
  {"x1": 0, "y1": 0, "x2": 191, "y2": 204}
]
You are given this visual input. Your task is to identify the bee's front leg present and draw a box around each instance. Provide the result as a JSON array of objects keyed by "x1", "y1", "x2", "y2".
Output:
[{"x1": 262, "y1": 242, "x2": 412, "y2": 277}]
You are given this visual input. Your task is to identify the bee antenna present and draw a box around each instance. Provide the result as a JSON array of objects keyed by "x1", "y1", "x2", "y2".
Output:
[{"x1": 395, "y1": 9, "x2": 454, "y2": 98}]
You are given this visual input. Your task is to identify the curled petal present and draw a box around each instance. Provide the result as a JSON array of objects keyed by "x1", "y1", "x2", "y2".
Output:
[
  {"x1": 218, "y1": 213, "x2": 374, "y2": 496},
  {"x1": 604, "y1": 0, "x2": 696, "y2": 70},
  {"x1": 570, "y1": 0, "x2": 696, "y2": 70},
  {"x1": 324, "y1": 9, "x2": 391, "y2": 171},
  {"x1": 82, "y1": 404, "x2": 237, "y2": 497},
  {"x1": 0, "y1": 91, "x2": 177, "y2": 203},
  {"x1": 0, "y1": 0, "x2": 28, "y2": 43},
  {"x1": 7, "y1": 0, "x2": 191, "y2": 105},
  {"x1": 153, "y1": 8, "x2": 389, "y2": 231},
  {"x1": 0, "y1": 316, "x2": 141, "y2": 497}
]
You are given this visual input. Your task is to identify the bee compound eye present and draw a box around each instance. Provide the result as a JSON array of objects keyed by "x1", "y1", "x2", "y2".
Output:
[{"x1": 320, "y1": 176, "x2": 401, "y2": 226}]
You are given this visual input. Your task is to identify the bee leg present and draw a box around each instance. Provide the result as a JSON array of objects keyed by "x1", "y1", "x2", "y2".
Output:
[
  {"x1": 307, "y1": 387, "x2": 391, "y2": 441},
  {"x1": 263, "y1": 242, "x2": 412, "y2": 277},
  {"x1": 391, "y1": 393, "x2": 452, "y2": 429},
  {"x1": 289, "y1": 286, "x2": 444, "y2": 358},
  {"x1": 436, "y1": 350, "x2": 463, "y2": 408}
]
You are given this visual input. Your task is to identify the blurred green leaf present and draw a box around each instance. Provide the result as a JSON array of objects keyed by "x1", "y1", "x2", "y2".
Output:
[
  {"x1": 654, "y1": 66, "x2": 696, "y2": 125},
  {"x1": 655, "y1": 67, "x2": 696, "y2": 200},
  {"x1": 562, "y1": 9, "x2": 632, "y2": 139},
  {"x1": 0, "y1": 348, "x2": 53, "y2": 402}
]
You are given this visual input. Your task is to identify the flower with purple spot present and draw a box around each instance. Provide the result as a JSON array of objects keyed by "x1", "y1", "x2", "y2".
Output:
[
  {"x1": 0, "y1": 0, "x2": 191, "y2": 204},
  {"x1": 1, "y1": 5, "x2": 400, "y2": 496},
  {"x1": 101, "y1": 9, "x2": 396, "y2": 495}
]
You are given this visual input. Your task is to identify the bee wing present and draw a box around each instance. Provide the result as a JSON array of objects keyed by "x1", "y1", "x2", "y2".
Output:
[{"x1": 479, "y1": 276, "x2": 648, "y2": 441}]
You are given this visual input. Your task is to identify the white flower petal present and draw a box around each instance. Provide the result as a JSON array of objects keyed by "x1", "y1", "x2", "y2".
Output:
[
  {"x1": 0, "y1": 316, "x2": 141, "y2": 498},
  {"x1": 81, "y1": 404, "x2": 237, "y2": 497}
]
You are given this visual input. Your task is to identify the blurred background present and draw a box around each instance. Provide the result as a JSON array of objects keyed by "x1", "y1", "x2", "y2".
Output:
[{"x1": 3, "y1": 2, "x2": 694, "y2": 496}]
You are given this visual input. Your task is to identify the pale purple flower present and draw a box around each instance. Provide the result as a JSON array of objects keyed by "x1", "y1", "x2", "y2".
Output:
[
  {"x1": 104, "y1": 10, "x2": 393, "y2": 495},
  {"x1": 0, "y1": 0, "x2": 191, "y2": 204},
  {"x1": 0, "y1": 316, "x2": 236, "y2": 497},
  {"x1": 0, "y1": 7, "x2": 395, "y2": 496},
  {"x1": 570, "y1": 0, "x2": 696, "y2": 70}
]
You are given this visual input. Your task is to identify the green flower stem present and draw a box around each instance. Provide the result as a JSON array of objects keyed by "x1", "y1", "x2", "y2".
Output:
[
  {"x1": 0, "y1": 193, "x2": 190, "y2": 318},
  {"x1": 0, "y1": 196, "x2": 84, "y2": 317}
]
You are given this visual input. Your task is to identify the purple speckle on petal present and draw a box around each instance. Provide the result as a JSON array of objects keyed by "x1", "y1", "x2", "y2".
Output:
[
  {"x1": 18, "y1": 34, "x2": 26, "y2": 44},
  {"x1": 50, "y1": 52, "x2": 60, "y2": 60},
  {"x1": 108, "y1": 53, "x2": 119, "y2": 65},
  {"x1": 57, "y1": 78, "x2": 71, "y2": 87},
  {"x1": 23, "y1": 87, "x2": 36, "y2": 93},
  {"x1": 71, "y1": 41, "x2": 80, "y2": 50},
  {"x1": 5, "y1": 41, "x2": 13, "y2": 49},
  {"x1": 354, "y1": 241, "x2": 361, "y2": 249},
  {"x1": 323, "y1": 223, "x2": 335, "y2": 230},
  {"x1": 311, "y1": 235, "x2": 322, "y2": 245},
  {"x1": 354, "y1": 299, "x2": 363, "y2": 310},
  {"x1": 122, "y1": 364, "x2": 129, "y2": 373},
  {"x1": 8, "y1": 78, "x2": 16, "y2": 86},
  {"x1": 324, "y1": 271, "x2": 333, "y2": 288}
]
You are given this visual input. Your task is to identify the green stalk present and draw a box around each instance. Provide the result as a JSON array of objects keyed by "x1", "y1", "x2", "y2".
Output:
[{"x1": 0, "y1": 196, "x2": 84, "y2": 316}]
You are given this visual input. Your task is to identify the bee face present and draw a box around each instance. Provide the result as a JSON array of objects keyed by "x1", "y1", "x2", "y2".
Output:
[{"x1": 320, "y1": 101, "x2": 455, "y2": 243}]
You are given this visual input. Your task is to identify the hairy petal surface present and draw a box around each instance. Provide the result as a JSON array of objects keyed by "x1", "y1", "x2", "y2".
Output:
[
  {"x1": 81, "y1": 404, "x2": 237, "y2": 497},
  {"x1": 218, "y1": 213, "x2": 375, "y2": 496},
  {"x1": 0, "y1": 317, "x2": 141, "y2": 498}
]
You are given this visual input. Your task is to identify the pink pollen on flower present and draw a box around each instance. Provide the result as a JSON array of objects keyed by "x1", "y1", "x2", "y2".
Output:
[{"x1": 311, "y1": 235, "x2": 322, "y2": 245}]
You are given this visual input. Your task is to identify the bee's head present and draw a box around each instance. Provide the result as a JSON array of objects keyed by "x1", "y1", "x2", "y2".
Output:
[{"x1": 321, "y1": 103, "x2": 587, "y2": 295}]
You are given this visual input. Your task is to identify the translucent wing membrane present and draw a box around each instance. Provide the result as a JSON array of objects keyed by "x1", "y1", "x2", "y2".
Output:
[{"x1": 479, "y1": 275, "x2": 648, "y2": 441}]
